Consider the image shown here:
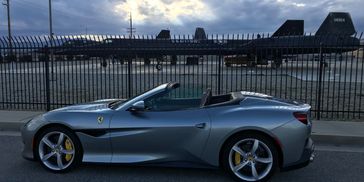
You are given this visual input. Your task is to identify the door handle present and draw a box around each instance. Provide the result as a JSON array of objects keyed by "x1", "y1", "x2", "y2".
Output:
[{"x1": 195, "y1": 123, "x2": 206, "y2": 129}]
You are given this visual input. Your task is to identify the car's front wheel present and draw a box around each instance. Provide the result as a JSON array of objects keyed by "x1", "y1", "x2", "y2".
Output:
[
  {"x1": 222, "y1": 133, "x2": 279, "y2": 182},
  {"x1": 35, "y1": 127, "x2": 82, "y2": 172}
]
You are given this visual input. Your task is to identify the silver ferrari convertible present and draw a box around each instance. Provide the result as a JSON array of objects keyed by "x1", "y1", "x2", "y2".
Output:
[{"x1": 22, "y1": 82, "x2": 315, "y2": 182}]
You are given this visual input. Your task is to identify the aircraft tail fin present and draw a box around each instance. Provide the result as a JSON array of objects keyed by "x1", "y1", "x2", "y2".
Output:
[
  {"x1": 194, "y1": 27, "x2": 207, "y2": 40},
  {"x1": 156, "y1": 30, "x2": 171, "y2": 39},
  {"x1": 315, "y1": 12, "x2": 356, "y2": 36},
  {"x1": 272, "y1": 20, "x2": 304, "y2": 37}
]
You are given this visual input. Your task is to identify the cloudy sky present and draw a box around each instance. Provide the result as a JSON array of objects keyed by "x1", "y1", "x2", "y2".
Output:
[{"x1": 0, "y1": 0, "x2": 363, "y2": 36}]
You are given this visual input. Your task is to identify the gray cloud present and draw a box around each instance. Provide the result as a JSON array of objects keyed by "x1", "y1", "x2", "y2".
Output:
[{"x1": 0, "y1": 0, "x2": 363, "y2": 36}]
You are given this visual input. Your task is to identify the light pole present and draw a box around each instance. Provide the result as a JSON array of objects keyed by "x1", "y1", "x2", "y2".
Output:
[
  {"x1": 49, "y1": 0, "x2": 53, "y2": 37},
  {"x1": 2, "y1": 0, "x2": 12, "y2": 55},
  {"x1": 48, "y1": 0, "x2": 54, "y2": 74}
]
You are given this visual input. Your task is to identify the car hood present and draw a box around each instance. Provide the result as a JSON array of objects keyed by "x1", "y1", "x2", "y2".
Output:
[{"x1": 51, "y1": 98, "x2": 126, "y2": 112}]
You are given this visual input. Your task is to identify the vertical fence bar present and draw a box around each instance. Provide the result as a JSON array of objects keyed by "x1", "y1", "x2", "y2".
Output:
[
  {"x1": 44, "y1": 45, "x2": 51, "y2": 111},
  {"x1": 0, "y1": 38, "x2": 4, "y2": 109},
  {"x1": 316, "y1": 43, "x2": 324, "y2": 120},
  {"x1": 359, "y1": 44, "x2": 364, "y2": 119},
  {"x1": 217, "y1": 34, "x2": 222, "y2": 95},
  {"x1": 128, "y1": 56, "x2": 132, "y2": 98},
  {"x1": 352, "y1": 33, "x2": 362, "y2": 119},
  {"x1": 217, "y1": 55, "x2": 222, "y2": 95}
]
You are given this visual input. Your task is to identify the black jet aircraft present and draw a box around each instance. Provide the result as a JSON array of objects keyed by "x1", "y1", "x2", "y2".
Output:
[
  {"x1": 51, "y1": 27, "x2": 220, "y2": 65},
  {"x1": 50, "y1": 12, "x2": 360, "y2": 68},
  {"x1": 240, "y1": 12, "x2": 360, "y2": 68}
]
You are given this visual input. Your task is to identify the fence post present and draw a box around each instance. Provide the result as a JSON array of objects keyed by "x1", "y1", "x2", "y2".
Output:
[
  {"x1": 316, "y1": 43, "x2": 324, "y2": 120},
  {"x1": 44, "y1": 45, "x2": 51, "y2": 111},
  {"x1": 217, "y1": 55, "x2": 222, "y2": 95},
  {"x1": 217, "y1": 35, "x2": 223, "y2": 95},
  {"x1": 127, "y1": 56, "x2": 132, "y2": 98}
]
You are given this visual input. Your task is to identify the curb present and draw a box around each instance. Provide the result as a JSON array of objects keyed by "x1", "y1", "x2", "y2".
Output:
[
  {"x1": 311, "y1": 134, "x2": 364, "y2": 147},
  {"x1": 0, "y1": 122, "x2": 24, "y2": 132}
]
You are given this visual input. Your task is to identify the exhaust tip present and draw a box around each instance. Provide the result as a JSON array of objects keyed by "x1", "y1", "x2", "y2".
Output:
[
  {"x1": 310, "y1": 153, "x2": 316, "y2": 162},
  {"x1": 309, "y1": 144, "x2": 316, "y2": 162}
]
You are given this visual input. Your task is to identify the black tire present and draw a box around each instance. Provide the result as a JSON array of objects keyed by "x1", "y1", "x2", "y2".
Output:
[
  {"x1": 271, "y1": 62, "x2": 281, "y2": 69},
  {"x1": 171, "y1": 55, "x2": 177, "y2": 65},
  {"x1": 66, "y1": 55, "x2": 74, "y2": 61},
  {"x1": 221, "y1": 133, "x2": 279, "y2": 182},
  {"x1": 156, "y1": 64, "x2": 162, "y2": 70},
  {"x1": 247, "y1": 61, "x2": 257, "y2": 68},
  {"x1": 144, "y1": 59, "x2": 151, "y2": 65},
  {"x1": 34, "y1": 126, "x2": 83, "y2": 173},
  {"x1": 271, "y1": 60, "x2": 282, "y2": 69},
  {"x1": 101, "y1": 60, "x2": 107, "y2": 68}
]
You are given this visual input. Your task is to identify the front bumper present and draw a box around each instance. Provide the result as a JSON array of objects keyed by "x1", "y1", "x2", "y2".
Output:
[
  {"x1": 281, "y1": 138, "x2": 315, "y2": 171},
  {"x1": 21, "y1": 123, "x2": 36, "y2": 161}
]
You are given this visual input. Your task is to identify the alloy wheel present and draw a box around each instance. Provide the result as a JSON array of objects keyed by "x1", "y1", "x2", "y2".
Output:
[
  {"x1": 38, "y1": 131, "x2": 75, "y2": 171},
  {"x1": 228, "y1": 138, "x2": 273, "y2": 181}
]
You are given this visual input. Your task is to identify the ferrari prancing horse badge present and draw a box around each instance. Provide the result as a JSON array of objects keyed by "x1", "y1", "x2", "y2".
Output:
[{"x1": 97, "y1": 116, "x2": 104, "y2": 124}]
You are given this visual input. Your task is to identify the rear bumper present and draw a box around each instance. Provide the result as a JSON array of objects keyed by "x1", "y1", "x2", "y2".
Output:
[{"x1": 281, "y1": 138, "x2": 315, "y2": 171}]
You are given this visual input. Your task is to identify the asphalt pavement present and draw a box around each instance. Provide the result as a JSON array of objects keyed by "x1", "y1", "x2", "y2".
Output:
[
  {"x1": 1, "y1": 110, "x2": 364, "y2": 181},
  {"x1": 1, "y1": 59, "x2": 363, "y2": 83},
  {"x1": 0, "y1": 135, "x2": 364, "y2": 182}
]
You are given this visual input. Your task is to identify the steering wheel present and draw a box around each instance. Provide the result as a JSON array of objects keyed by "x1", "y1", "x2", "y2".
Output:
[{"x1": 200, "y1": 88, "x2": 212, "y2": 107}]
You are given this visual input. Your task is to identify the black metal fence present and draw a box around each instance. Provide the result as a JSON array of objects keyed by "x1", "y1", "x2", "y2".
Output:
[{"x1": 0, "y1": 34, "x2": 363, "y2": 120}]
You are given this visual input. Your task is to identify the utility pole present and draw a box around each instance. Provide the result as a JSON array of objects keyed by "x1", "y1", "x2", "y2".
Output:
[
  {"x1": 49, "y1": 0, "x2": 53, "y2": 38},
  {"x1": 48, "y1": 0, "x2": 54, "y2": 74},
  {"x1": 3, "y1": 0, "x2": 12, "y2": 55},
  {"x1": 126, "y1": 12, "x2": 135, "y2": 38}
]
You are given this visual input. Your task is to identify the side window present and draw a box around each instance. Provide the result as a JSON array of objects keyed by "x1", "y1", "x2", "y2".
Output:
[{"x1": 144, "y1": 86, "x2": 203, "y2": 111}]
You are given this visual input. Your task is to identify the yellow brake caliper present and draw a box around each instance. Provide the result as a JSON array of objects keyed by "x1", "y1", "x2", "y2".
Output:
[
  {"x1": 234, "y1": 152, "x2": 241, "y2": 165},
  {"x1": 65, "y1": 139, "x2": 73, "y2": 162}
]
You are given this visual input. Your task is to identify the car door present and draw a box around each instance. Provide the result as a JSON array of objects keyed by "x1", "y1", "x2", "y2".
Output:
[{"x1": 109, "y1": 108, "x2": 211, "y2": 164}]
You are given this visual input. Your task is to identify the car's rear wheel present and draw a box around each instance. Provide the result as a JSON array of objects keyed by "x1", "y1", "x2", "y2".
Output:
[
  {"x1": 222, "y1": 133, "x2": 278, "y2": 182},
  {"x1": 35, "y1": 127, "x2": 82, "y2": 172}
]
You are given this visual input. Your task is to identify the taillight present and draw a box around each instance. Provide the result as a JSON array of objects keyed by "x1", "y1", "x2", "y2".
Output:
[{"x1": 294, "y1": 112, "x2": 308, "y2": 125}]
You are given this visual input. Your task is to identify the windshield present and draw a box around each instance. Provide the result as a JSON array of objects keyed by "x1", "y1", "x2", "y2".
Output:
[{"x1": 109, "y1": 83, "x2": 168, "y2": 109}]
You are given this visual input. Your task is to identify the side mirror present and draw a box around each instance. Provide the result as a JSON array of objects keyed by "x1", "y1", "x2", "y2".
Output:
[{"x1": 128, "y1": 101, "x2": 145, "y2": 112}]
